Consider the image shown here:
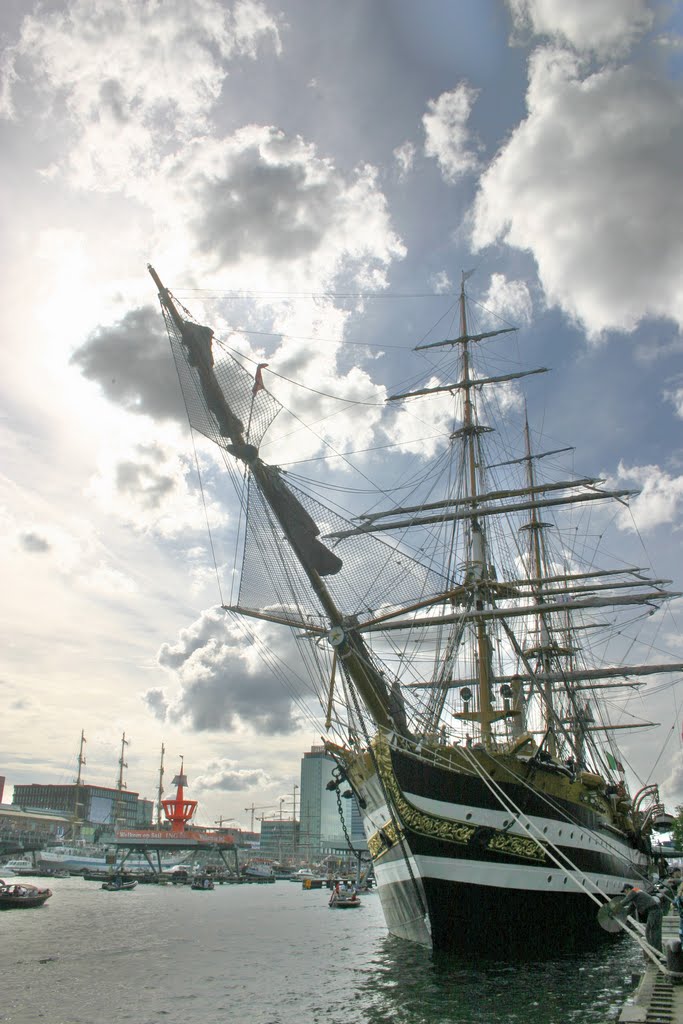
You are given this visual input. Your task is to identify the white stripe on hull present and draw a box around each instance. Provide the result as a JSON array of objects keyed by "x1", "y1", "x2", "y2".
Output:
[{"x1": 375, "y1": 850, "x2": 637, "y2": 895}]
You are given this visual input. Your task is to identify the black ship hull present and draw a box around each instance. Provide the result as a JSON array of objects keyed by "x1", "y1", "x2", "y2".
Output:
[
  {"x1": 351, "y1": 742, "x2": 650, "y2": 955},
  {"x1": 371, "y1": 871, "x2": 625, "y2": 956}
]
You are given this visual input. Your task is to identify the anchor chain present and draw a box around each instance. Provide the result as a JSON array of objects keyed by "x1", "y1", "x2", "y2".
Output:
[{"x1": 334, "y1": 774, "x2": 357, "y2": 854}]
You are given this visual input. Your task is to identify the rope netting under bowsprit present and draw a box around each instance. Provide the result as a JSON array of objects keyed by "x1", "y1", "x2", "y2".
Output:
[
  {"x1": 236, "y1": 474, "x2": 450, "y2": 626},
  {"x1": 163, "y1": 305, "x2": 281, "y2": 449}
]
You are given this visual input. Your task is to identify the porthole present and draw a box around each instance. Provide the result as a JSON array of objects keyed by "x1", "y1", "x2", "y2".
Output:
[
  {"x1": 543, "y1": 826, "x2": 548, "y2": 834},
  {"x1": 466, "y1": 813, "x2": 472, "y2": 820},
  {"x1": 570, "y1": 832, "x2": 574, "y2": 839},
  {"x1": 563, "y1": 877, "x2": 568, "y2": 885},
  {"x1": 547, "y1": 875, "x2": 553, "y2": 883},
  {"x1": 558, "y1": 829, "x2": 563, "y2": 836}
]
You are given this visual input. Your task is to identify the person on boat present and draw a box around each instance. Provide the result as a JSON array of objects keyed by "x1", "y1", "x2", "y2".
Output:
[{"x1": 621, "y1": 884, "x2": 663, "y2": 952}]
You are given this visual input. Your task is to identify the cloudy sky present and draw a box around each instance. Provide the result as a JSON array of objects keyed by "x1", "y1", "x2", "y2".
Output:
[{"x1": 1, "y1": 0, "x2": 682, "y2": 829}]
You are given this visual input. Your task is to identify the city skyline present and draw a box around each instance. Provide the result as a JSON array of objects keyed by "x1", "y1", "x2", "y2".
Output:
[{"x1": 2, "y1": 740, "x2": 336, "y2": 836}]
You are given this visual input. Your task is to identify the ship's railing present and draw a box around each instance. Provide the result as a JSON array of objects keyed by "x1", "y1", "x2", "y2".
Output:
[{"x1": 381, "y1": 729, "x2": 481, "y2": 775}]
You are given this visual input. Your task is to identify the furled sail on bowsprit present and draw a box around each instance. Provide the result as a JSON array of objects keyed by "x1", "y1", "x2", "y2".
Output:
[
  {"x1": 155, "y1": 278, "x2": 281, "y2": 455},
  {"x1": 151, "y1": 266, "x2": 343, "y2": 582}
]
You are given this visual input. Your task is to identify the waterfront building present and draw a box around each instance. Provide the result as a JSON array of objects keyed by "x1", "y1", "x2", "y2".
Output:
[
  {"x1": 298, "y1": 745, "x2": 366, "y2": 861},
  {"x1": 0, "y1": 804, "x2": 72, "y2": 854},
  {"x1": 259, "y1": 818, "x2": 300, "y2": 861},
  {"x1": 349, "y1": 796, "x2": 367, "y2": 850},
  {"x1": 12, "y1": 783, "x2": 153, "y2": 833}
]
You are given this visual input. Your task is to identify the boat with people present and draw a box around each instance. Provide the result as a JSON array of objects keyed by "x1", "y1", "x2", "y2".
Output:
[
  {"x1": 0, "y1": 882, "x2": 52, "y2": 909},
  {"x1": 191, "y1": 876, "x2": 215, "y2": 890},
  {"x1": 149, "y1": 266, "x2": 682, "y2": 957},
  {"x1": 329, "y1": 882, "x2": 361, "y2": 909},
  {"x1": 101, "y1": 878, "x2": 137, "y2": 891}
]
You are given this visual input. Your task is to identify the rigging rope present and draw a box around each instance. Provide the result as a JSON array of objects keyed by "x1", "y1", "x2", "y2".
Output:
[{"x1": 456, "y1": 744, "x2": 668, "y2": 969}]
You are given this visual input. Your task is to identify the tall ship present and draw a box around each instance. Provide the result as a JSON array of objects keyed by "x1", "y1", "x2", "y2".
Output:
[{"x1": 149, "y1": 266, "x2": 682, "y2": 955}]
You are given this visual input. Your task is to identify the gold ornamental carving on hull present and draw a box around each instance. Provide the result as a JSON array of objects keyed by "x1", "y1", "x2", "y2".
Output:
[
  {"x1": 487, "y1": 833, "x2": 545, "y2": 860},
  {"x1": 368, "y1": 820, "x2": 402, "y2": 860},
  {"x1": 368, "y1": 741, "x2": 546, "y2": 864}
]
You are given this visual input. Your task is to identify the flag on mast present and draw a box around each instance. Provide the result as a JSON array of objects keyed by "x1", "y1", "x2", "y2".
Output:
[{"x1": 252, "y1": 363, "x2": 269, "y2": 395}]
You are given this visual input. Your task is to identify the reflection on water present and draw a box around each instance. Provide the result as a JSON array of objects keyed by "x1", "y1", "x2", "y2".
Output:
[{"x1": 357, "y1": 934, "x2": 642, "y2": 1024}]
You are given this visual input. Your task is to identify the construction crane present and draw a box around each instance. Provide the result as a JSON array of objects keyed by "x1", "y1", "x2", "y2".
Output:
[{"x1": 244, "y1": 804, "x2": 277, "y2": 832}]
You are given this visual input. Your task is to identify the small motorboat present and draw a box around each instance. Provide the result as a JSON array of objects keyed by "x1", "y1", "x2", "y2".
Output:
[
  {"x1": 0, "y1": 882, "x2": 53, "y2": 909},
  {"x1": 329, "y1": 887, "x2": 361, "y2": 909},
  {"x1": 191, "y1": 877, "x2": 214, "y2": 890},
  {"x1": 101, "y1": 879, "x2": 137, "y2": 891}
]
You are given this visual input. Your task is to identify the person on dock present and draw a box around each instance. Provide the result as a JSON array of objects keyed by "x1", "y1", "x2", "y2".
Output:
[
  {"x1": 656, "y1": 869, "x2": 681, "y2": 914},
  {"x1": 672, "y1": 881, "x2": 683, "y2": 946},
  {"x1": 621, "y1": 884, "x2": 663, "y2": 953}
]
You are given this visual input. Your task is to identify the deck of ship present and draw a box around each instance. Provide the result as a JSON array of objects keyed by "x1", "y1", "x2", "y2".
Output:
[{"x1": 619, "y1": 914, "x2": 683, "y2": 1023}]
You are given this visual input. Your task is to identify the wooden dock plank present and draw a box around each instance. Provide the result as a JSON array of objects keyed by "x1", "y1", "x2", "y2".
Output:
[{"x1": 619, "y1": 916, "x2": 683, "y2": 1024}]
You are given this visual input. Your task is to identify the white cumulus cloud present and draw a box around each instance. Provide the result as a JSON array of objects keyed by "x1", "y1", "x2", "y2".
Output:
[
  {"x1": 0, "y1": 0, "x2": 282, "y2": 189},
  {"x1": 614, "y1": 461, "x2": 683, "y2": 532},
  {"x1": 472, "y1": 48, "x2": 683, "y2": 338},
  {"x1": 423, "y1": 83, "x2": 481, "y2": 183},
  {"x1": 507, "y1": 0, "x2": 654, "y2": 57}
]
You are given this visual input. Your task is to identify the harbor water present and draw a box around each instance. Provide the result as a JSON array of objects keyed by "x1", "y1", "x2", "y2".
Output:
[{"x1": 2, "y1": 875, "x2": 644, "y2": 1024}]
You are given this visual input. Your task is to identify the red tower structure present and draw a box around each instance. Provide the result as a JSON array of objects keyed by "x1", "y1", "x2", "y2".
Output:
[{"x1": 161, "y1": 759, "x2": 197, "y2": 833}]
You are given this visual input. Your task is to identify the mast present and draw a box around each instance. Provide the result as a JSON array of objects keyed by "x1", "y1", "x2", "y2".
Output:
[
  {"x1": 522, "y1": 412, "x2": 558, "y2": 757},
  {"x1": 148, "y1": 265, "x2": 406, "y2": 737},
  {"x1": 114, "y1": 731, "x2": 128, "y2": 828},
  {"x1": 460, "y1": 272, "x2": 495, "y2": 747},
  {"x1": 72, "y1": 729, "x2": 86, "y2": 834},
  {"x1": 75, "y1": 729, "x2": 86, "y2": 785},
  {"x1": 388, "y1": 271, "x2": 521, "y2": 748},
  {"x1": 156, "y1": 742, "x2": 165, "y2": 828}
]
